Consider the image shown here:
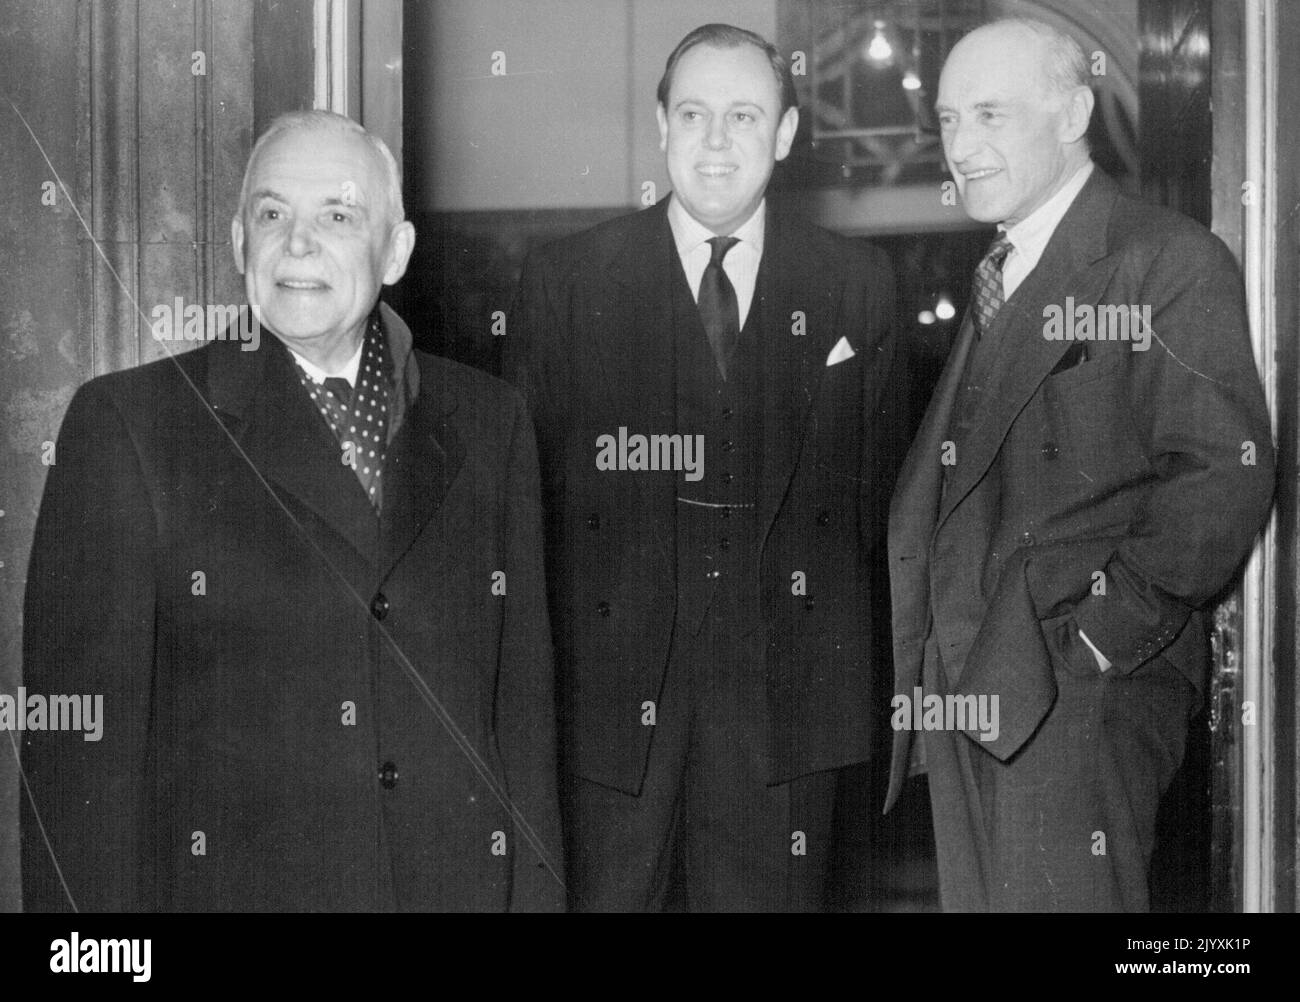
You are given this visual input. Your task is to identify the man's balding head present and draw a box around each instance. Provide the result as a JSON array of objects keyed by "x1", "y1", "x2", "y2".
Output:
[
  {"x1": 237, "y1": 110, "x2": 406, "y2": 229},
  {"x1": 936, "y1": 18, "x2": 1094, "y2": 227},
  {"x1": 231, "y1": 111, "x2": 415, "y2": 371}
]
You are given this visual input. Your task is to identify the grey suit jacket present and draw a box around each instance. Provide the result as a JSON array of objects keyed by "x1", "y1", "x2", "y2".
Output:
[{"x1": 885, "y1": 168, "x2": 1274, "y2": 808}]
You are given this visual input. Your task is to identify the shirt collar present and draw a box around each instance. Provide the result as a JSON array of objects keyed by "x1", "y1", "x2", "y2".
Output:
[
  {"x1": 285, "y1": 305, "x2": 419, "y2": 438},
  {"x1": 289, "y1": 334, "x2": 364, "y2": 386},
  {"x1": 285, "y1": 304, "x2": 415, "y2": 398},
  {"x1": 1002, "y1": 160, "x2": 1094, "y2": 258},
  {"x1": 667, "y1": 195, "x2": 766, "y2": 259}
]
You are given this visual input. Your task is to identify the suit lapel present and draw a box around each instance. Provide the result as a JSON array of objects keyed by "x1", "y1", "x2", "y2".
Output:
[
  {"x1": 756, "y1": 209, "x2": 840, "y2": 547},
  {"x1": 890, "y1": 309, "x2": 979, "y2": 563},
  {"x1": 937, "y1": 170, "x2": 1122, "y2": 529},
  {"x1": 206, "y1": 326, "x2": 378, "y2": 561},
  {"x1": 599, "y1": 201, "x2": 682, "y2": 514},
  {"x1": 379, "y1": 356, "x2": 464, "y2": 576}
]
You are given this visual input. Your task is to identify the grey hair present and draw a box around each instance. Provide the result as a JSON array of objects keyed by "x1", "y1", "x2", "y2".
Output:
[
  {"x1": 237, "y1": 109, "x2": 405, "y2": 227},
  {"x1": 982, "y1": 16, "x2": 1090, "y2": 96}
]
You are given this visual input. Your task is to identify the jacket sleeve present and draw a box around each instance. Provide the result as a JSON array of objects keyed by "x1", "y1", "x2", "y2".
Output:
[
  {"x1": 20, "y1": 380, "x2": 157, "y2": 912},
  {"x1": 1072, "y1": 231, "x2": 1275, "y2": 672},
  {"x1": 496, "y1": 390, "x2": 566, "y2": 912}
]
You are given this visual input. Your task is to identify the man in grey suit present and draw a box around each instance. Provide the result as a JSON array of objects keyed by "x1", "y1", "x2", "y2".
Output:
[{"x1": 885, "y1": 18, "x2": 1273, "y2": 911}]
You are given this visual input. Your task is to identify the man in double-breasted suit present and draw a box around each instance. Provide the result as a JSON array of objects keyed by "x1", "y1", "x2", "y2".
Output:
[
  {"x1": 20, "y1": 111, "x2": 563, "y2": 911},
  {"x1": 886, "y1": 18, "x2": 1274, "y2": 911},
  {"x1": 509, "y1": 24, "x2": 902, "y2": 911}
]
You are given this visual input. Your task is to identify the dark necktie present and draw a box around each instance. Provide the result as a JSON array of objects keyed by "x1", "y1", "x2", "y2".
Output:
[
  {"x1": 296, "y1": 316, "x2": 391, "y2": 509},
  {"x1": 970, "y1": 234, "x2": 1014, "y2": 337},
  {"x1": 698, "y1": 236, "x2": 740, "y2": 380},
  {"x1": 322, "y1": 377, "x2": 352, "y2": 406}
]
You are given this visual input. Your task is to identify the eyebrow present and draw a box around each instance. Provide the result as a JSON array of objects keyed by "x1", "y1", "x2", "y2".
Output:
[
  {"x1": 671, "y1": 98, "x2": 766, "y2": 114},
  {"x1": 322, "y1": 195, "x2": 369, "y2": 213},
  {"x1": 934, "y1": 99, "x2": 1010, "y2": 114},
  {"x1": 248, "y1": 188, "x2": 370, "y2": 213}
]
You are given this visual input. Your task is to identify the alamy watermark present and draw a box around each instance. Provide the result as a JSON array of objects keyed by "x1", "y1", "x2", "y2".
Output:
[
  {"x1": 1043, "y1": 298, "x2": 1152, "y2": 352},
  {"x1": 595, "y1": 427, "x2": 704, "y2": 482},
  {"x1": 151, "y1": 298, "x2": 262, "y2": 351},
  {"x1": 1, "y1": 688, "x2": 103, "y2": 741},
  {"x1": 891, "y1": 686, "x2": 1000, "y2": 743},
  {"x1": 50, "y1": 933, "x2": 151, "y2": 982}
]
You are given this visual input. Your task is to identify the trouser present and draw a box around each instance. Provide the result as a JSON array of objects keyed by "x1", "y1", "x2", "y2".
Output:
[
  {"x1": 920, "y1": 634, "x2": 1198, "y2": 911},
  {"x1": 562, "y1": 596, "x2": 846, "y2": 912}
]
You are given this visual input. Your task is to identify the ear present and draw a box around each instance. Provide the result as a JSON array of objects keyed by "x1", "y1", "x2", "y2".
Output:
[
  {"x1": 774, "y1": 106, "x2": 799, "y2": 162},
  {"x1": 1059, "y1": 86, "x2": 1094, "y2": 145},
  {"x1": 381, "y1": 220, "x2": 416, "y2": 285},
  {"x1": 656, "y1": 103, "x2": 669, "y2": 152},
  {"x1": 230, "y1": 214, "x2": 246, "y2": 275}
]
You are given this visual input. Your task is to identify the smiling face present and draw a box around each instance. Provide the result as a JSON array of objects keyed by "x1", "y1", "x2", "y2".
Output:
[
  {"x1": 656, "y1": 42, "x2": 798, "y2": 236},
  {"x1": 936, "y1": 24, "x2": 1092, "y2": 227},
  {"x1": 231, "y1": 126, "x2": 414, "y2": 370}
]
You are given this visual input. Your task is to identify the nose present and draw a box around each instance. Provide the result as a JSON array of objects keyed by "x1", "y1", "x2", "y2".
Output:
[
  {"x1": 286, "y1": 216, "x2": 319, "y2": 257},
  {"x1": 945, "y1": 116, "x2": 979, "y2": 167},
  {"x1": 704, "y1": 114, "x2": 730, "y2": 151}
]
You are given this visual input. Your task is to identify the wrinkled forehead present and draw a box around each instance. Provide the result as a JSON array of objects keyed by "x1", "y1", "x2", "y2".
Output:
[
  {"x1": 938, "y1": 26, "x2": 1052, "y2": 104},
  {"x1": 246, "y1": 127, "x2": 387, "y2": 209}
]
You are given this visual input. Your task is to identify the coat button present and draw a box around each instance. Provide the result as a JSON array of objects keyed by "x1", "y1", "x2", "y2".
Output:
[
  {"x1": 722, "y1": 472, "x2": 734, "y2": 484},
  {"x1": 720, "y1": 506, "x2": 731, "y2": 519},
  {"x1": 1041, "y1": 442, "x2": 1059, "y2": 460},
  {"x1": 721, "y1": 407, "x2": 733, "y2": 420},
  {"x1": 719, "y1": 537, "x2": 730, "y2": 550},
  {"x1": 816, "y1": 510, "x2": 830, "y2": 527},
  {"x1": 587, "y1": 513, "x2": 600, "y2": 530},
  {"x1": 597, "y1": 601, "x2": 611, "y2": 617},
  {"x1": 804, "y1": 597, "x2": 815, "y2": 611},
  {"x1": 722, "y1": 440, "x2": 735, "y2": 453},
  {"x1": 379, "y1": 760, "x2": 398, "y2": 789},
  {"x1": 1021, "y1": 532, "x2": 1034, "y2": 545},
  {"x1": 370, "y1": 592, "x2": 389, "y2": 620}
]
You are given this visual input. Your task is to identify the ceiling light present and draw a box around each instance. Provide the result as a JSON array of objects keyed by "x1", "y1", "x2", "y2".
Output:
[{"x1": 867, "y1": 21, "x2": 892, "y2": 63}]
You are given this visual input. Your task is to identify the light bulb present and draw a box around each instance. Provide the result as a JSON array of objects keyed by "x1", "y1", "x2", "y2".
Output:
[{"x1": 867, "y1": 21, "x2": 893, "y2": 63}]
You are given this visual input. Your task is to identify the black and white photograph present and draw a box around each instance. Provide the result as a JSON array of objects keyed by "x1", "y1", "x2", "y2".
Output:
[{"x1": 1, "y1": 0, "x2": 1296, "y2": 983}]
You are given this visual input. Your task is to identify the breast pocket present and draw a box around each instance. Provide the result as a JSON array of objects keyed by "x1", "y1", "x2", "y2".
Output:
[
  {"x1": 1044, "y1": 344, "x2": 1122, "y2": 389},
  {"x1": 1036, "y1": 350, "x2": 1148, "y2": 491}
]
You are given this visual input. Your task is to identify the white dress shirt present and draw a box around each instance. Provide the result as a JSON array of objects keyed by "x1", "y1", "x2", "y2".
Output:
[
  {"x1": 290, "y1": 337, "x2": 364, "y2": 387},
  {"x1": 1000, "y1": 160, "x2": 1094, "y2": 300},
  {"x1": 667, "y1": 195, "x2": 764, "y2": 331}
]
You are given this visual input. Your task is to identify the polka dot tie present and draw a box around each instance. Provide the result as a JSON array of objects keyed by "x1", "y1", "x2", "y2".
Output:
[{"x1": 296, "y1": 315, "x2": 390, "y2": 510}]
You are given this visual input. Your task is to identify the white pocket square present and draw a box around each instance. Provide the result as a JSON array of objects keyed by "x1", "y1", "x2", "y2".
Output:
[{"x1": 826, "y1": 336, "x2": 856, "y2": 366}]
